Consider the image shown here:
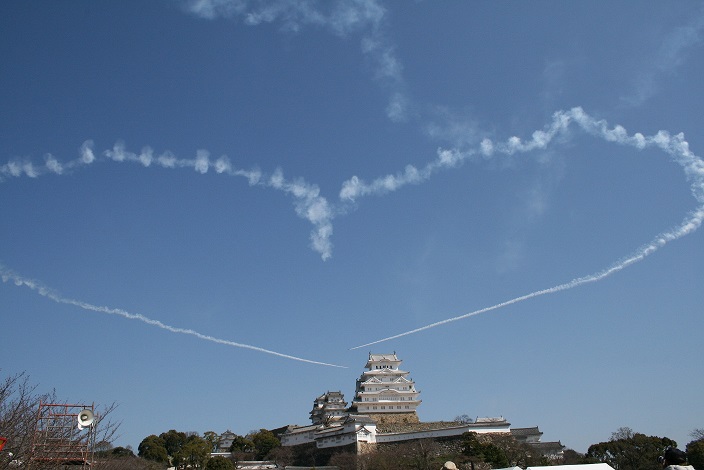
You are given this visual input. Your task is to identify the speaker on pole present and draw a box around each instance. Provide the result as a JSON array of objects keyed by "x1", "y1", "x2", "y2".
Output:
[{"x1": 77, "y1": 409, "x2": 94, "y2": 429}]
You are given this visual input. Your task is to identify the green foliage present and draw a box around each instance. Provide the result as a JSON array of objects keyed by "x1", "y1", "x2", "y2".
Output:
[
  {"x1": 138, "y1": 435, "x2": 169, "y2": 463},
  {"x1": 229, "y1": 435, "x2": 255, "y2": 453},
  {"x1": 203, "y1": 431, "x2": 219, "y2": 452},
  {"x1": 461, "y1": 432, "x2": 509, "y2": 468},
  {"x1": 561, "y1": 448, "x2": 585, "y2": 465},
  {"x1": 249, "y1": 429, "x2": 281, "y2": 460},
  {"x1": 160, "y1": 429, "x2": 188, "y2": 457},
  {"x1": 586, "y1": 431, "x2": 676, "y2": 470},
  {"x1": 111, "y1": 446, "x2": 136, "y2": 457},
  {"x1": 687, "y1": 438, "x2": 704, "y2": 470},
  {"x1": 173, "y1": 434, "x2": 212, "y2": 469},
  {"x1": 205, "y1": 455, "x2": 236, "y2": 470}
]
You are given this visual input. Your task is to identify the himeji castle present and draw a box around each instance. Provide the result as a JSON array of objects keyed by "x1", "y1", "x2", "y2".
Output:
[
  {"x1": 278, "y1": 352, "x2": 553, "y2": 454},
  {"x1": 349, "y1": 352, "x2": 422, "y2": 423}
]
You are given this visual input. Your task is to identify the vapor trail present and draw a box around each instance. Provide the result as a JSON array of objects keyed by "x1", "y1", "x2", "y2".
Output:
[
  {"x1": 0, "y1": 267, "x2": 345, "y2": 368},
  {"x1": 1, "y1": 141, "x2": 335, "y2": 260},
  {"x1": 352, "y1": 108, "x2": 704, "y2": 349},
  {"x1": 351, "y1": 205, "x2": 704, "y2": 350}
]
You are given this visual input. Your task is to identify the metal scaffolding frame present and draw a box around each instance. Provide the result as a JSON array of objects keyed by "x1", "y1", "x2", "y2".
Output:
[{"x1": 30, "y1": 402, "x2": 96, "y2": 468}]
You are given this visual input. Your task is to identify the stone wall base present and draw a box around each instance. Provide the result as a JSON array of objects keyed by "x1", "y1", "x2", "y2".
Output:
[{"x1": 361, "y1": 412, "x2": 420, "y2": 425}]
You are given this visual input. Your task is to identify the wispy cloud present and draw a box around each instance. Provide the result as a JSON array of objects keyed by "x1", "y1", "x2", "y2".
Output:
[
  {"x1": 183, "y1": 0, "x2": 409, "y2": 122},
  {"x1": 621, "y1": 5, "x2": 704, "y2": 107}
]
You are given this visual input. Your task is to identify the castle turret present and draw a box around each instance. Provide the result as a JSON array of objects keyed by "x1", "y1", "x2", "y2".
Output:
[
  {"x1": 351, "y1": 352, "x2": 421, "y2": 424},
  {"x1": 310, "y1": 391, "x2": 348, "y2": 425}
]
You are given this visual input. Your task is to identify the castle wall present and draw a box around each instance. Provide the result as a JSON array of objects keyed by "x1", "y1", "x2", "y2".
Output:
[{"x1": 360, "y1": 411, "x2": 419, "y2": 425}]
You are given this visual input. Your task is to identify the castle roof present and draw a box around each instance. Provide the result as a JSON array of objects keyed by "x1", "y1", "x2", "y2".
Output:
[
  {"x1": 511, "y1": 426, "x2": 543, "y2": 437},
  {"x1": 365, "y1": 353, "x2": 400, "y2": 368},
  {"x1": 369, "y1": 353, "x2": 398, "y2": 362}
]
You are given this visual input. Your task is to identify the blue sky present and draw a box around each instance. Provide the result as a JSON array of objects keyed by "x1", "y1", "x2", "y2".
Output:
[{"x1": 2, "y1": 0, "x2": 703, "y2": 454}]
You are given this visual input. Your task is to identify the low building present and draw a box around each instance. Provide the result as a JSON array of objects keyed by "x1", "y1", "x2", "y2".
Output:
[
  {"x1": 281, "y1": 414, "x2": 511, "y2": 451},
  {"x1": 511, "y1": 426, "x2": 543, "y2": 443},
  {"x1": 281, "y1": 415, "x2": 377, "y2": 450}
]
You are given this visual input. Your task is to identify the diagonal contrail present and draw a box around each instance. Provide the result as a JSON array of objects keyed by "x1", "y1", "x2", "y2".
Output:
[
  {"x1": 352, "y1": 108, "x2": 704, "y2": 349},
  {"x1": 0, "y1": 267, "x2": 346, "y2": 368}
]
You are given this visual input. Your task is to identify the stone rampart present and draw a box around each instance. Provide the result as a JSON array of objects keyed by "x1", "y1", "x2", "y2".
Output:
[{"x1": 361, "y1": 411, "x2": 419, "y2": 425}]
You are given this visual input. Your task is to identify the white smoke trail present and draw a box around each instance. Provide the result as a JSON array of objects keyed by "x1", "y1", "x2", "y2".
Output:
[
  {"x1": 0, "y1": 266, "x2": 346, "y2": 368},
  {"x1": 622, "y1": 4, "x2": 704, "y2": 107},
  {"x1": 351, "y1": 107, "x2": 704, "y2": 349},
  {"x1": 4, "y1": 108, "x2": 703, "y2": 351},
  {"x1": 1, "y1": 140, "x2": 335, "y2": 260},
  {"x1": 183, "y1": 0, "x2": 408, "y2": 122}
]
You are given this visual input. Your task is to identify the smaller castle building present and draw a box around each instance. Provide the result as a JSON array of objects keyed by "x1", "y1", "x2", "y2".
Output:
[{"x1": 310, "y1": 391, "x2": 348, "y2": 425}]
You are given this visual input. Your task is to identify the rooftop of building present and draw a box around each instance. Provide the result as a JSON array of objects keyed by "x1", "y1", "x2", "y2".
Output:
[
  {"x1": 510, "y1": 426, "x2": 542, "y2": 436},
  {"x1": 368, "y1": 353, "x2": 399, "y2": 362},
  {"x1": 526, "y1": 441, "x2": 565, "y2": 452}
]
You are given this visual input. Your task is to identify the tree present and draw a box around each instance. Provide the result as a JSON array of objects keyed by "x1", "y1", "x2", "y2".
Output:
[
  {"x1": 687, "y1": 437, "x2": 704, "y2": 470},
  {"x1": 138, "y1": 435, "x2": 169, "y2": 464},
  {"x1": 611, "y1": 427, "x2": 635, "y2": 441},
  {"x1": 203, "y1": 431, "x2": 219, "y2": 452},
  {"x1": 490, "y1": 432, "x2": 547, "y2": 468},
  {"x1": 268, "y1": 445, "x2": 294, "y2": 468},
  {"x1": 0, "y1": 370, "x2": 121, "y2": 469},
  {"x1": 358, "y1": 444, "x2": 404, "y2": 470},
  {"x1": 561, "y1": 448, "x2": 585, "y2": 465},
  {"x1": 461, "y1": 432, "x2": 510, "y2": 469},
  {"x1": 586, "y1": 431, "x2": 676, "y2": 470},
  {"x1": 160, "y1": 429, "x2": 188, "y2": 457},
  {"x1": 692, "y1": 429, "x2": 704, "y2": 441},
  {"x1": 111, "y1": 446, "x2": 136, "y2": 457},
  {"x1": 99, "y1": 454, "x2": 168, "y2": 470},
  {"x1": 173, "y1": 435, "x2": 211, "y2": 469},
  {"x1": 205, "y1": 456, "x2": 235, "y2": 470},
  {"x1": 248, "y1": 429, "x2": 280, "y2": 460},
  {"x1": 401, "y1": 439, "x2": 443, "y2": 470},
  {"x1": 229, "y1": 435, "x2": 255, "y2": 454},
  {"x1": 454, "y1": 414, "x2": 474, "y2": 424}
]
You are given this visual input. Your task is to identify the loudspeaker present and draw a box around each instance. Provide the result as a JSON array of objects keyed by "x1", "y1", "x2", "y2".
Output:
[{"x1": 77, "y1": 409, "x2": 95, "y2": 428}]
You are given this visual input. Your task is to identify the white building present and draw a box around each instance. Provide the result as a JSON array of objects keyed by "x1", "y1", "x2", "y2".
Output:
[
  {"x1": 280, "y1": 415, "x2": 378, "y2": 449},
  {"x1": 350, "y1": 353, "x2": 421, "y2": 417},
  {"x1": 280, "y1": 353, "x2": 512, "y2": 452},
  {"x1": 279, "y1": 414, "x2": 511, "y2": 451},
  {"x1": 310, "y1": 391, "x2": 348, "y2": 425}
]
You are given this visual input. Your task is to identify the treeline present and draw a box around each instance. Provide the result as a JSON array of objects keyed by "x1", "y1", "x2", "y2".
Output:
[
  {"x1": 137, "y1": 428, "x2": 282, "y2": 469},
  {"x1": 126, "y1": 426, "x2": 704, "y2": 470}
]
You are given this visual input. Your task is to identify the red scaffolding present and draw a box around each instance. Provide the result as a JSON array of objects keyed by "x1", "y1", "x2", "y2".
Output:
[{"x1": 31, "y1": 402, "x2": 96, "y2": 467}]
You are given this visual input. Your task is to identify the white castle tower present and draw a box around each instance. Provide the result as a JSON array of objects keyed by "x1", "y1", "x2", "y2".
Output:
[{"x1": 351, "y1": 352, "x2": 421, "y2": 423}]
